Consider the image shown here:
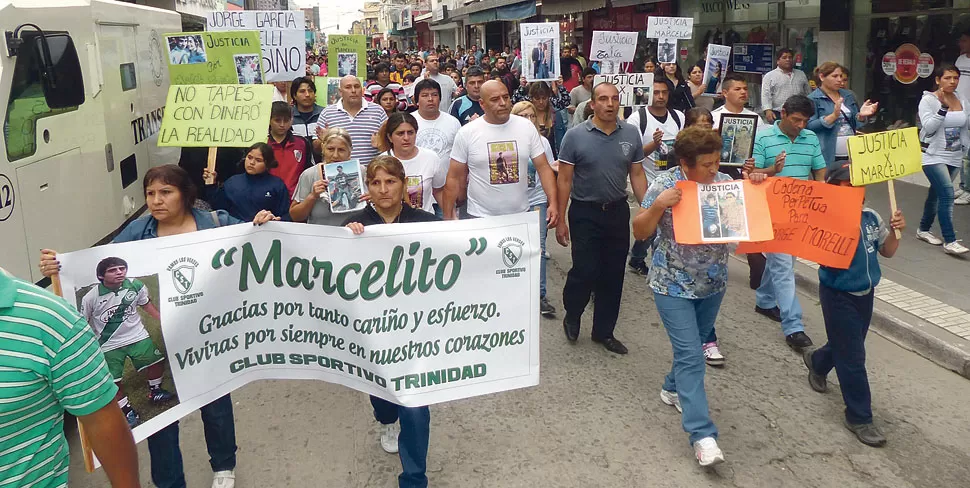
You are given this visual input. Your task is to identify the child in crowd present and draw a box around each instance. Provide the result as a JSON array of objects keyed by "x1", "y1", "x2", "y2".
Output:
[
  {"x1": 268, "y1": 101, "x2": 312, "y2": 197},
  {"x1": 204, "y1": 142, "x2": 291, "y2": 222},
  {"x1": 803, "y1": 162, "x2": 905, "y2": 448}
]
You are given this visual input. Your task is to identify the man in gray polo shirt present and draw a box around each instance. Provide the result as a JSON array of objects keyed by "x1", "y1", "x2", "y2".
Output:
[{"x1": 555, "y1": 82, "x2": 647, "y2": 355}]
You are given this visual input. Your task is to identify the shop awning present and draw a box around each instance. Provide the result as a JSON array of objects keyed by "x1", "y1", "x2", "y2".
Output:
[
  {"x1": 540, "y1": 0, "x2": 605, "y2": 16},
  {"x1": 430, "y1": 22, "x2": 461, "y2": 31},
  {"x1": 468, "y1": 0, "x2": 536, "y2": 24},
  {"x1": 608, "y1": 0, "x2": 665, "y2": 7}
]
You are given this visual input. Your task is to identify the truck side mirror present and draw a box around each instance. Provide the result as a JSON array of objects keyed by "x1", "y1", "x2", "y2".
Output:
[{"x1": 31, "y1": 33, "x2": 84, "y2": 109}]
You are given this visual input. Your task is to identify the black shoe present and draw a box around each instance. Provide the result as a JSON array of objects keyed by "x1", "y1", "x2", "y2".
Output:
[
  {"x1": 754, "y1": 305, "x2": 782, "y2": 322},
  {"x1": 540, "y1": 297, "x2": 556, "y2": 317},
  {"x1": 802, "y1": 348, "x2": 828, "y2": 393},
  {"x1": 786, "y1": 331, "x2": 814, "y2": 349},
  {"x1": 593, "y1": 336, "x2": 628, "y2": 354},
  {"x1": 563, "y1": 315, "x2": 580, "y2": 342},
  {"x1": 628, "y1": 260, "x2": 649, "y2": 276},
  {"x1": 843, "y1": 420, "x2": 887, "y2": 447}
]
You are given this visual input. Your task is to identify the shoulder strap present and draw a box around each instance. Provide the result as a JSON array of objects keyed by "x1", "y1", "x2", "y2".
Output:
[
  {"x1": 670, "y1": 110, "x2": 682, "y2": 130},
  {"x1": 210, "y1": 211, "x2": 221, "y2": 227},
  {"x1": 638, "y1": 106, "x2": 648, "y2": 135}
]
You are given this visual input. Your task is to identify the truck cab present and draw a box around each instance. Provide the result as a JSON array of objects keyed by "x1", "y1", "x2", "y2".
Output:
[{"x1": 1, "y1": 0, "x2": 181, "y2": 283}]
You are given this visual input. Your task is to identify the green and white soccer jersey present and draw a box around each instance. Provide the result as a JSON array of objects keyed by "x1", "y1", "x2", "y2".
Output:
[{"x1": 80, "y1": 278, "x2": 150, "y2": 352}]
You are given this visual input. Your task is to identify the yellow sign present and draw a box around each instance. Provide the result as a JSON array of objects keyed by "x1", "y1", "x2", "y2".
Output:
[
  {"x1": 158, "y1": 84, "x2": 274, "y2": 147},
  {"x1": 847, "y1": 127, "x2": 921, "y2": 186}
]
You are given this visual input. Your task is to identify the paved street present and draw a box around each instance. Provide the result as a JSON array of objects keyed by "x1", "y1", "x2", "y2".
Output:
[{"x1": 67, "y1": 228, "x2": 970, "y2": 487}]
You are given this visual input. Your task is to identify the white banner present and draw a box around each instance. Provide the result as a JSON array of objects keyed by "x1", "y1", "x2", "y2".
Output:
[
  {"x1": 57, "y1": 215, "x2": 541, "y2": 444},
  {"x1": 521, "y1": 23, "x2": 561, "y2": 82},
  {"x1": 207, "y1": 10, "x2": 306, "y2": 82},
  {"x1": 594, "y1": 72, "x2": 654, "y2": 108},
  {"x1": 589, "y1": 31, "x2": 638, "y2": 66},
  {"x1": 645, "y1": 16, "x2": 694, "y2": 40}
]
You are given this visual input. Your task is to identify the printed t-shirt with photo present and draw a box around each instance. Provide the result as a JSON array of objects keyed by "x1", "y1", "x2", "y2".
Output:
[
  {"x1": 626, "y1": 108, "x2": 684, "y2": 180},
  {"x1": 924, "y1": 110, "x2": 968, "y2": 167},
  {"x1": 414, "y1": 111, "x2": 461, "y2": 170},
  {"x1": 382, "y1": 147, "x2": 446, "y2": 212},
  {"x1": 450, "y1": 115, "x2": 546, "y2": 217}
]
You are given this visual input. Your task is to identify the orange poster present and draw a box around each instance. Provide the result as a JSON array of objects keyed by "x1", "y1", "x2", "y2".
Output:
[
  {"x1": 672, "y1": 180, "x2": 773, "y2": 244},
  {"x1": 736, "y1": 177, "x2": 865, "y2": 269}
]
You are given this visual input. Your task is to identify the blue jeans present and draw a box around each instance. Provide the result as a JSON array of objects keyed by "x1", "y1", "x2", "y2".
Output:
[
  {"x1": 810, "y1": 284, "x2": 874, "y2": 425},
  {"x1": 961, "y1": 156, "x2": 969, "y2": 192},
  {"x1": 530, "y1": 203, "x2": 548, "y2": 298},
  {"x1": 655, "y1": 291, "x2": 724, "y2": 444},
  {"x1": 147, "y1": 394, "x2": 237, "y2": 488},
  {"x1": 756, "y1": 252, "x2": 804, "y2": 336},
  {"x1": 920, "y1": 163, "x2": 959, "y2": 243},
  {"x1": 371, "y1": 396, "x2": 430, "y2": 488}
]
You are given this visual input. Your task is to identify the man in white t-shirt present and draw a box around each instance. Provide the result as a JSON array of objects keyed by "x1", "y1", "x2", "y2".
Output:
[
  {"x1": 624, "y1": 78, "x2": 684, "y2": 276},
  {"x1": 954, "y1": 30, "x2": 970, "y2": 204},
  {"x1": 442, "y1": 80, "x2": 559, "y2": 225},
  {"x1": 415, "y1": 53, "x2": 458, "y2": 112},
  {"x1": 412, "y1": 79, "x2": 461, "y2": 176}
]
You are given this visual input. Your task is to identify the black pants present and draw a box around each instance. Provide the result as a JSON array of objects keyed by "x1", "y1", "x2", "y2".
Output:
[{"x1": 562, "y1": 199, "x2": 630, "y2": 340}]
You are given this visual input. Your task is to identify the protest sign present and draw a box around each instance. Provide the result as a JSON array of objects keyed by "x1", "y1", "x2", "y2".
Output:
[
  {"x1": 325, "y1": 160, "x2": 366, "y2": 213},
  {"x1": 328, "y1": 35, "x2": 367, "y2": 78},
  {"x1": 206, "y1": 10, "x2": 306, "y2": 83},
  {"x1": 846, "y1": 127, "x2": 921, "y2": 186},
  {"x1": 736, "y1": 177, "x2": 865, "y2": 269},
  {"x1": 165, "y1": 31, "x2": 263, "y2": 85},
  {"x1": 658, "y1": 38, "x2": 677, "y2": 64},
  {"x1": 589, "y1": 31, "x2": 638, "y2": 66},
  {"x1": 521, "y1": 23, "x2": 561, "y2": 82},
  {"x1": 646, "y1": 17, "x2": 694, "y2": 40},
  {"x1": 702, "y1": 44, "x2": 732, "y2": 96},
  {"x1": 673, "y1": 180, "x2": 773, "y2": 244},
  {"x1": 594, "y1": 72, "x2": 654, "y2": 108},
  {"x1": 718, "y1": 113, "x2": 759, "y2": 166},
  {"x1": 159, "y1": 84, "x2": 274, "y2": 147},
  {"x1": 56, "y1": 215, "x2": 542, "y2": 446}
]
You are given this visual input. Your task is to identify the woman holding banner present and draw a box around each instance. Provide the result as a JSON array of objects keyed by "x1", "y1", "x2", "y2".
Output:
[
  {"x1": 632, "y1": 127, "x2": 767, "y2": 467},
  {"x1": 40, "y1": 164, "x2": 280, "y2": 488},
  {"x1": 344, "y1": 155, "x2": 438, "y2": 488},
  {"x1": 915, "y1": 64, "x2": 970, "y2": 255}
]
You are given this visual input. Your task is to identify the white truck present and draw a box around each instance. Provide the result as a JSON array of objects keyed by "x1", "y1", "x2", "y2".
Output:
[{"x1": 1, "y1": 0, "x2": 181, "y2": 283}]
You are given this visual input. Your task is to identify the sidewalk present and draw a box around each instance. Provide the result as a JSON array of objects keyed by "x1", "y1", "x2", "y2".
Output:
[{"x1": 626, "y1": 177, "x2": 970, "y2": 378}]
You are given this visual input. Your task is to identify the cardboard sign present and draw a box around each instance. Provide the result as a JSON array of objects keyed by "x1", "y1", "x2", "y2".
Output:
[
  {"x1": 701, "y1": 44, "x2": 731, "y2": 96},
  {"x1": 646, "y1": 17, "x2": 694, "y2": 40},
  {"x1": 165, "y1": 31, "x2": 263, "y2": 85},
  {"x1": 328, "y1": 35, "x2": 367, "y2": 78},
  {"x1": 206, "y1": 10, "x2": 306, "y2": 83},
  {"x1": 673, "y1": 180, "x2": 773, "y2": 244},
  {"x1": 594, "y1": 72, "x2": 654, "y2": 108},
  {"x1": 736, "y1": 178, "x2": 865, "y2": 269},
  {"x1": 158, "y1": 84, "x2": 274, "y2": 147},
  {"x1": 521, "y1": 23, "x2": 561, "y2": 82},
  {"x1": 589, "y1": 31, "x2": 638, "y2": 65},
  {"x1": 847, "y1": 127, "x2": 921, "y2": 186}
]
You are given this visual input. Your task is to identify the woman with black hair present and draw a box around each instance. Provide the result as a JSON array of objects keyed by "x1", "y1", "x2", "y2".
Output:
[
  {"x1": 203, "y1": 142, "x2": 292, "y2": 222},
  {"x1": 662, "y1": 62, "x2": 696, "y2": 112}
]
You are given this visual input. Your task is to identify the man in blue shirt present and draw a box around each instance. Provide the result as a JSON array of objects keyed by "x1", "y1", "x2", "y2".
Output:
[{"x1": 748, "y1": 95, "x2": 826, "y2": 350}]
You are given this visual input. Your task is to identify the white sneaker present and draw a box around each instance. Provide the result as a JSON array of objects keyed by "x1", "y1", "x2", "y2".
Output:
[
  {"x1": 660, "y1": 389, "x2": 682, "y2": 413},
  {"x1": 702, "y1": 342, "x2": 725, "y2": 367},
  {"x1": 955, "y1": 188, "x2": 967, "y2": 199},
  {"x1": 211, "y1": 470, "x2": 235, "y2": 488},
  {"x1": 916, "y1": 230, "x2": 944, "y2": 246},
  {"x1": 693, "y1": 437, "x2": 725, "y2": 467},
  {"x1": 955, "y1": 192, "x2": 970, "y2": 205},
  {"x1": 944, "y1": 240, "x2": 970, "y2": 255},
  {"x1": 380, "y1": 422, "x2": 400, "y2": 453}
]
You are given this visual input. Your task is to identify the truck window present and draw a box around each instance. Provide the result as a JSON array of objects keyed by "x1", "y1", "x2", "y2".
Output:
[
  {"x1": 3, "y1": 33, "x2": 79, "y2": 162},
  {"x1": 120, "y1": 63, "x2": 137, "y2": 91}
]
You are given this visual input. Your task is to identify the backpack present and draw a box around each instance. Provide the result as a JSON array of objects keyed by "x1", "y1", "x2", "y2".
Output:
[{"x1": 638, "y1": 106, "x2": 682, "y2": 136}]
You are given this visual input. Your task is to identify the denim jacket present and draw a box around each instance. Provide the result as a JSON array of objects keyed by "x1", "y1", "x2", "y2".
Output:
[
  {"x1": 807, "y1": 88, "x2": 862, "y2": 172},
  {"x1": 113, "y1": 208, "x2": 239, "y2": 243}
]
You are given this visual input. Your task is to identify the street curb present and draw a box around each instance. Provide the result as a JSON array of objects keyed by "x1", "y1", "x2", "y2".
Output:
[{"x1": 625, "y1": 183, "x2": 970, "y2": 379}]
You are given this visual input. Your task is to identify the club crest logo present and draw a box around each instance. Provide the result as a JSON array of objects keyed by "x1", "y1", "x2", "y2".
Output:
[
  {"x1": 496, "y1": 236, "x2": 527, "y2": 278},
  {"x1": 167, "y1": 257, "x2": 200, "y2": 295},
  {"x1": 294, "y1": 149, "x2": 303, "y2": 162},
  {"x1": 619, "y1": 141, "x2": 633, "y2": 157},
  {"x1": 123, "y1": 289, "x2": 138, "y2": 302}
]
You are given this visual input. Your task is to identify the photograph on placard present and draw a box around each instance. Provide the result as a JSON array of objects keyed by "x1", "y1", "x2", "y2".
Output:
[
  {"x1": 234, "y1": 54, "x2": 263, "y2": 84},
  {"x1": 658, "y1": 38, "x2": 677, "y2": 64},
  {"x1": 521, "y1": 23, "x2": 560, "y2": 82},
  {"x1": 325, "y1": 160, "x2": 365, "y2": 213},
  {"x1": 697, "y1": 181, "x2": 749, "y2": 242},
  {"x1": 703, "y1": 44, "x2": 732, "y2": 96},
  {"x1": 327, "y1": 77, "x2": 341, "y2": 105},
  {"x1": 72, "y1": 261, "x2": 180, "y2": 429},
  {"x1": 167, "y1": 35, "x2": 206, "y2": 65},
  {"x1": 718, "y1": 113, "x2": 758, "y2": 166},
  {"x1": 338, "y1": 53, "x2": 358, "y2": 77}
]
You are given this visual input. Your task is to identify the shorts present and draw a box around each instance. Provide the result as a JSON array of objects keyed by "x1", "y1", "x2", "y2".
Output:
[{"x1": 103, "y1": 337, "x2": 165, "y2": 380}]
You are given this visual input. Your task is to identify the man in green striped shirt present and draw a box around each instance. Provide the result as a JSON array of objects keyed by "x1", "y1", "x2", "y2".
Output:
[{"x1": 0, "y1": 268, "x2": 140, "y2": 487}]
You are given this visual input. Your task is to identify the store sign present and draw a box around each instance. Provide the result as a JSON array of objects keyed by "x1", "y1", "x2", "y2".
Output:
[
  {"x1": 918, "y1": 53, "x2": 934, "y2": 79},
  {"x1": 732, "y1": 43, "x2": 773, "y2": 74},
  {"x1": 894, "y1": 43, "x2": 920, "y2": 84},
  {"x1": 400, "y1": 6, "x2": 412, "y2": 29},
  {"x1": 881, "y1": 52, "x2": 897, "y2": 76}
]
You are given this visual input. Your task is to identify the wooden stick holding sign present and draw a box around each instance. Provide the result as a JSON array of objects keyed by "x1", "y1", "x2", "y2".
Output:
[
  {"x1": 846, "y1": 127, "x2": 920, "y2": 240},
  {"x1": 50, "y1": 273, "x2": 96, "y2": 473},
  {"x1": 205, "y1": 147, "x2": 218, "y2": 186}
]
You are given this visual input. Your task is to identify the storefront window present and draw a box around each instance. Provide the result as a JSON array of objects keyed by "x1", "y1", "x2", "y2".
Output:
[
  {"x1": 724, "y1": 3, "x2": 769, "y2": 22},
  {"x1": 784, "y1": 0, "x2": 821, "y2": 19},
  {"x1": 871, "y1": 0, "x2": 951, "y2": 14},
  {"x1": 786, "y1": 26, "x2": 818, "y2": 82}
]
